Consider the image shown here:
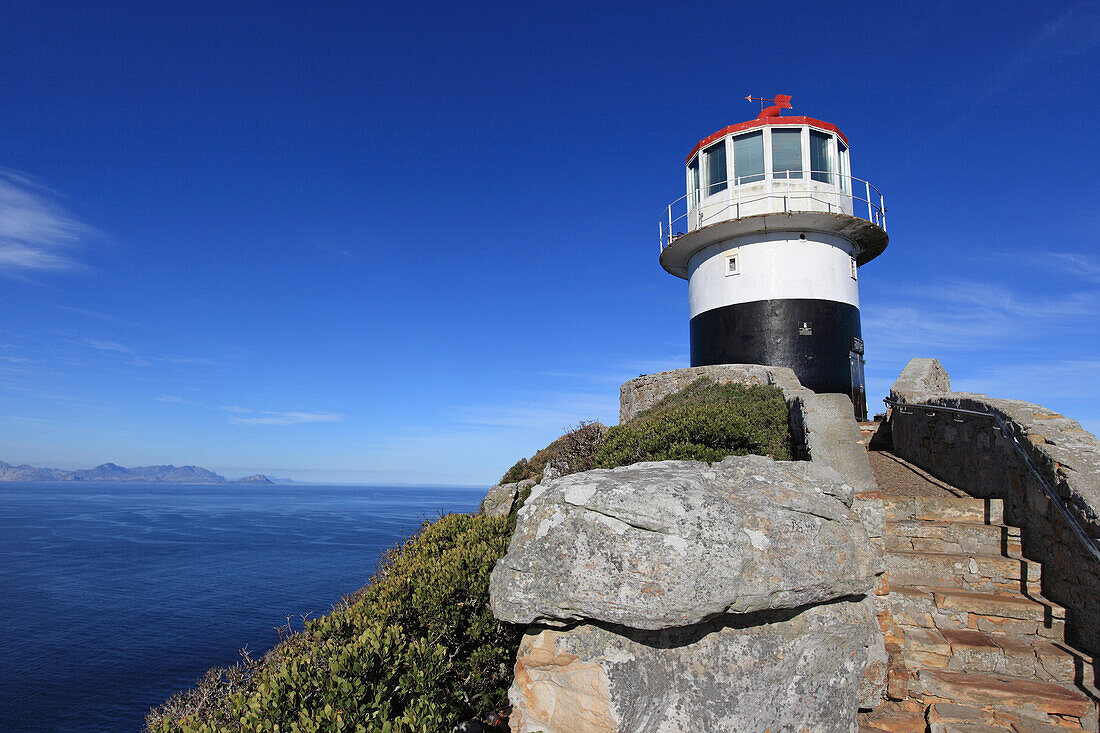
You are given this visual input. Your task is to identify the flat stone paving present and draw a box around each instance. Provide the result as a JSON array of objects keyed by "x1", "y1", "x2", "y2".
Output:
[{"x1": 867, "y1": 450, "x2": 970, "y2": 499}]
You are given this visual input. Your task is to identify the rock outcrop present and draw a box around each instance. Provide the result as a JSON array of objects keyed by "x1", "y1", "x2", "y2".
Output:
[
  {"x1": 490, "y1": 455, "x2": 886, "y2": 732},
  {"x1": 480, "y1": 478, "x2": 537, "y2": 518},
  {"x1": 508, "y1": 596, "x2": 880, "y2": 733},
  {"x1": 491, "y1": 456, "x2": 879, "y2": 629}
]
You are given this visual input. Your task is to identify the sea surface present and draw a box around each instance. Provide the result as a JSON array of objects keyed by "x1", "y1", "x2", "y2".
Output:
[{"x1": 0, "y1": 481, "x2": 484, "y2": 732}]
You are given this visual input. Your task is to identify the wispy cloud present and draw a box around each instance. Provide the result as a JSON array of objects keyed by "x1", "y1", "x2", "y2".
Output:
[
  {"x1": 865, "y1": 276, "x2": 1098, "y2": 354},
  {"x1": 230, "y1": 411, "x2": 344, "y2": 426},
  {"x1": 153, "y1": 395, "x2": 185, "y2": 403},
  {"x1": 456, "y1": 392, "x2": 620, "y2": 431},
  {"x1": 54, "y1": 305, "x2": 136, "y2": 326},
  {"x1": 0, "y1": 170, "x2": 97, "y2": 272},
  {"x1": 85, "y1": 339, "x2": 130, "y2": 353},
  {"x1": 975, "y1": 2, "x2": 1100, "y2": 107},
  {"x1": 221, "y1": 405, "x2": 252, "y2": 414},
  {"x1": 1048, "y1": 252, "x2": 1100, "y2": 284}
]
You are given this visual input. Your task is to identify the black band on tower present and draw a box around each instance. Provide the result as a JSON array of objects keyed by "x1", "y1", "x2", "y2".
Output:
[{"x1": 690, "y1": 298, "x2": 862, "y2": 397}]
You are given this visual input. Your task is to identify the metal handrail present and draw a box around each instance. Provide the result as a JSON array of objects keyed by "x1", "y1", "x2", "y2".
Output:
[
  {"x1": 659, "y1": 170, "x2": 886, "y2": 252},
  {"x1": 883, "y1": 397, "x2": 1100, "y2": 566}
]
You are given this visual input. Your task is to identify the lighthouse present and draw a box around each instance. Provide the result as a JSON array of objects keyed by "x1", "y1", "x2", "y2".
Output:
[{"x1": 658, "y1": 95, "x2": 888, "y2": 419}]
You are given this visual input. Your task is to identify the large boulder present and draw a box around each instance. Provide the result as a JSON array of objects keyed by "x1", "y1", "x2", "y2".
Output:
[
  {"x1": 490, "y1": 455, "x2": 881, "y2": 630},
  {"x1": 507, "y1": 594, "x2": 879, "y2": 733}
]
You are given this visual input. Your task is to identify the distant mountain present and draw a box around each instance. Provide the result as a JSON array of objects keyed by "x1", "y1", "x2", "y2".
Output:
[{"x1": 0, "y1": 461, "x2": 274, "y2": 484}]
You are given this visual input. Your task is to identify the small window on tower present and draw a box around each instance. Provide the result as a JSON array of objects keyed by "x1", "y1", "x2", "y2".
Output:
[
  {"x1": 850, "y1": 257, "x2": 858, "y2": 280},
  {"x1": 725, "y1": 253, "x2": 739, "y2": 276}
]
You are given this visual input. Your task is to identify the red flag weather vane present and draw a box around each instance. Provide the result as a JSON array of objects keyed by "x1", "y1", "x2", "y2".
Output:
[{"x1": 746, "y1": 94, "x2": 792, "y2": 119}]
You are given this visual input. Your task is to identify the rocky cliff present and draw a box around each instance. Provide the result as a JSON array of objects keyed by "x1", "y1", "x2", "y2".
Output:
[{"x1": 490, "y1": 455, "x2": 886, "y2": 732}]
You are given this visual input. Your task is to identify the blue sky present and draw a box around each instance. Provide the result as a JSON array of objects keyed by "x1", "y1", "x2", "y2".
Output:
[{"x1": 2, "y1": 1, "x2": 1099, "y2": 485}]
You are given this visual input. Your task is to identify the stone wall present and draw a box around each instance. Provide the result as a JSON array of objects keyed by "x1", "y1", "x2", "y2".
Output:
[
  {"x1": 619, "y1": 364, "x2": 808, "y2": 423},
  {"x1": 887, "y1": 358, "x2": 1100, "y2": 656}
]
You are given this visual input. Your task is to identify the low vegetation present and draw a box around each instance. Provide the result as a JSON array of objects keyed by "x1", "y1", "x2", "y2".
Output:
[
  {"x1": 499, "y1": 419, "x2": 608, "y2": 484},
  {"x1": 150, "y1": 377, "x2": 793, "y2": 732},
  {"x1": 147, "y1": 512, "x2": 523, "y2": 733},
  {"x1": 594, "y1": 378, "x2": 792, "y2": 466},
  {"x1": 502, "y1": 378, "x2": 792, "y2": 483}
]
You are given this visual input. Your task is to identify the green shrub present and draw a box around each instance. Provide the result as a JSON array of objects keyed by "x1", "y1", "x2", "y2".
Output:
[
  {"x1": 499, "y1": 457, "x2": 531, "y2": 484},
  {"x1": 498, "y1": 420, "x2": 606, "y2": 484},
  {"x1": 593, "y1": 378, "x2": 792, "y2": 468},
  {"x1": 147, "y1": 513, "x2": 522, "y2": 733}
]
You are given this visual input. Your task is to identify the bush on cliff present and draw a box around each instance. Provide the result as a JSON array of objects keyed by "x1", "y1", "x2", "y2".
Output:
[
  {"x1": 147, "y1": 511, "x2": 523, "y2": 733},
  {"x1": 593, "y1": 378, "x2": 792, "y2": 467},
  {"x1": 499, "y1": 420, "x2": 607, "y2": 484}
]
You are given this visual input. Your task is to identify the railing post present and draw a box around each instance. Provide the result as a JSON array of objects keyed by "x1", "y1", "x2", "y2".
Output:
[
  {"x1": 668, "y1": 205, "x2": 673, "y2": 237},
  {"x1": 865, "y1": 180, "x2": 872, "y2": 221},
  {"x1": 880, "y1": 192, "x2": 886, "y2": 230}
]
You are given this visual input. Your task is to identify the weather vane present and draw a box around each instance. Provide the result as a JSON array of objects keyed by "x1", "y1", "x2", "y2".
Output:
[{"x1": 745, "y1": 94, "x2": 792, "y2": 118}]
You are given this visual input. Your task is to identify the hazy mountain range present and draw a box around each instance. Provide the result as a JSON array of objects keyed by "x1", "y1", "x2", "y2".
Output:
[{"x1": 0, "y1": 461, "x2": 278, "y2": 484}]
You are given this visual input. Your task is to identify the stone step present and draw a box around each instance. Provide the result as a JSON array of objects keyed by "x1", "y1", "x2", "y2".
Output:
[
  {"x1": 927, "y1": 700, "x2": 1093, "y2": 732},
  {"x1": 916, "y1": 670, "x2": 1096, "y2": 723},
  {"x1": 888, "y1": 586, "x2": 1067, "y2": 640},
  {"x1": 885, "y1": 497, "x2": 1004, "y2": 525},
  {"x1": 858, "y1": 701, "x2": 929, "y2": 732},
  {"x1": 897, "y1": 625, "x2": 1089, "y2": 684},
  {"x1": 886, "y1": 551, "x2": 1043, "y2": 595},
  {"x1": 886, "y1": 520, "x2": 1022, "y2": 556}
]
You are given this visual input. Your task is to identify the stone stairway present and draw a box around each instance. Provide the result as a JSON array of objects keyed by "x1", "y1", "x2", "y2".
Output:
[{"x1": 859, "y1": 451, "x2": 1100, "y2": 733}]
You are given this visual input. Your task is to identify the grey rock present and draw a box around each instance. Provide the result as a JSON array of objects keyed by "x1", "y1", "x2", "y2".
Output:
[
  {"x1": 791, "y1": 392, "x2": 878, "y2": 493},
  {"x1": 479, "y1": 478, "x2": 536, "y2": 518},
  {"x1": 490, "y1": 455, "x2": 881, "y2": 629},
  {"x1": 508, "y1": 594, "x2": 878, "y2": 733},
  {"x1": 889, "y1": 357, "x2": 952, "y2": 400}
]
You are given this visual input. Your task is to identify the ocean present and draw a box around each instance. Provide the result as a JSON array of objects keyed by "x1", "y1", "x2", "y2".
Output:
[{"x1": 0, "y1": 481, "x2": 484, "y2": 732}]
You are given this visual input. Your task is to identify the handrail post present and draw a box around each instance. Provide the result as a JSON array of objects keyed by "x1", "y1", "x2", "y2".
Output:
[
  {"x1": 880, "y1": 192, "x2": 886, "y2": 230},
  {"x1": 865, "y1": 180, "x2": 872, "y2": 221},
  {"x1": 668, "y1": 205, "x2": 673, "y2": 237}
]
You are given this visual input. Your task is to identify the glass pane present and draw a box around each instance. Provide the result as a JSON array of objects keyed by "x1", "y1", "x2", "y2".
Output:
[
  {"x1": 771, "y1": 129, "x2": 802, "y2": 179},
  {"x1": 704, "y1": 141, "x2": 727, "y2": 196},
  {"x1": 837, "y1": 141, "x2": 850, "y2": 194},
  {"x1": 733, "y1": 132, "x2": 764, "y2": 184},
  {"x1": 810, "y1": 130, "x2": 834, "y2": 184},
  {"x1": 688, "y1": 158, "x2": 700, "y2": 207}
]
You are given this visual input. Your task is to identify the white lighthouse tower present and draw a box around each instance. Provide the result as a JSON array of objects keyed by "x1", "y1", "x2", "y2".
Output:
[{"x1": 658, "y1": 95, "x2": 888, "y2": 419}]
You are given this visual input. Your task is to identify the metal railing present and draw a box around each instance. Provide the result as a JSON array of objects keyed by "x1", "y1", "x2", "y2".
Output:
[
  {"x1": 659, "y1": 171, "x2": 886, "y2": 252},
  {"x1": 884, "y1": 397, "x2": 1100, "y2": 566}
]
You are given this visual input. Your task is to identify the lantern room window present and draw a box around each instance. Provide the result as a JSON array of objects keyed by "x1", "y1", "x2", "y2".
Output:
[
  {"x1": 810, "y1": 130, "x2": 834, "y2": 184},
  {"x1": 771, "y1": 129, "x2": 802, "y2": 179},
  {"x1": 837, "y1": 140, "x2": 850, "y2": 193},
  {"x1": 733, "y1": 131, "x2": 764, "y2": 184},
  {"x1": 688, "y1": 157, "x2": 700, "y2": 207},
  {"x1": 704, "y1": 140, "x2": 727, "y2": 196}
]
